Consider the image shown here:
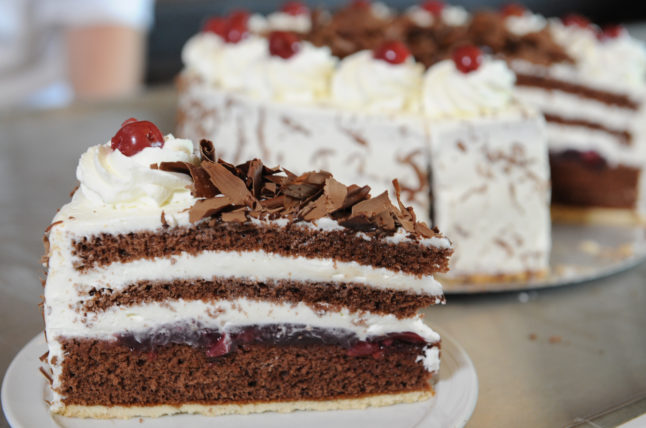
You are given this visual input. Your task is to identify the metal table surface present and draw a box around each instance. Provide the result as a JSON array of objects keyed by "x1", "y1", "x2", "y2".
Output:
[{"x1": 1, "y1": 87, "x2": 645, "y2": 428}]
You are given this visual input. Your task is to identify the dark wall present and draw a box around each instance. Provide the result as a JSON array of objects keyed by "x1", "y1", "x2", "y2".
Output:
[{"x1": 146, "y1": 0, "x2": 646, "y2": 84}]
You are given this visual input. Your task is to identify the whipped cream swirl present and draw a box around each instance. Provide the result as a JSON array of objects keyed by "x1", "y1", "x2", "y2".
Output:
[
  {"x1": 406, "y1": 5, "x2": 469, "y2": 27},
  {"x1": 580, "y1": 33, "x2": 646, "y2": 91},
  {"x1": 77, "y1": 135, "x2": 197, "y2": 206},
  {"x1": 331, "y1": 50, "x2": 423, "y2": 113},
  {"x1": 249, "y1": 12, "x2": 312, "y2": 33},
  {"x1": 266, "y1": 43, "x2": 337, "y2": 103},
  {"x1": 181, "y1": 32, "x2": 223, "y2": 83},
  {"x1": 422, "y1": 58, "x2": 516, "y2": 118},
  {"x1": 505, "y1": 12, "x2": 546, "y2": 36},
  {"x1": 548, "y1": 19, "x2": 598, "y2": 64}
]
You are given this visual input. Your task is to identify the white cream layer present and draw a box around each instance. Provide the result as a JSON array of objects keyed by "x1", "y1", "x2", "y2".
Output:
[
  {"x1": 46, "y1": 297, "x2": 440, "y2": 343},
  {"x1": 58, "y1": 250, "x2": 444, "y2": 296}
]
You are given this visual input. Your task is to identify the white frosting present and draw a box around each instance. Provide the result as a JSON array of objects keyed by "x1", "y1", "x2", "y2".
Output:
[
  {"x1": 51, "y1": 249, "x2": 445, "y2": 296},
  {"x1": 249, "y1": 12, "x2": 312, "y2": 33},
  {"x1": 331, "y1": 50, "x2": 423, "y2": 113},
  {"x1": 180, "y1": 32, "x2": 223, "y2": 83},
  {"x1": 76, "y1": 135, "x2": 197, "y2": 207},
  {"x1": 580, "y1": 33, "x2": 646, "y2": 92},
  {"x1": 371, "y1": 2, "x2": 394, "y2": 20},
  {"x1": 429, "y1": 110, "x2": 551, "y2": 276},
  {"x1": 549, "y1": 19, "x2": 598, "y2": 65},
  {"x1": 505, "y1": 12, "x2": 546, "y2": 36},
  {"x1": 406, "y1": 5, "x2": 469, "y2": 27},
  {"x1": 422, "y1": 58, "x2": 516, "y2": 118},
  {"x1": 265, "y1": 43, "x2": 337, "y2": 103}
]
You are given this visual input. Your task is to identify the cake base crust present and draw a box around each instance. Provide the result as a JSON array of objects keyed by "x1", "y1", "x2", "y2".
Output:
[
  {"x1": 440, "y1": 269, "x2": 549, "y2": 286},
  {"x1": 53, "y1": 390, "x2": 433, "y2": 419},
  {"x1": 551, "y1": 205, "x2": 646, "y2": 226}
]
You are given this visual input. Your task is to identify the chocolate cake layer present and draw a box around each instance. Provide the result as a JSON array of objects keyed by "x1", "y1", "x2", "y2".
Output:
[
  {"x1": 58, "y1": 338, "x2": 433, "y2": 406},
  {"x1": 550, "y1": 151, "x2": 639, "y2": 208},
  {"x1": 82, "y1": 278, "x2": 442, "y2": 318},
  {"x1": 516, "y1": 73, "x2": 639, "y2": 110},
  {"x1": 544, "y1": 114, "x2": 632, "y2": 145},
  {"x1": 72, "y1": 221, "x2": 451, "y2": 275}
]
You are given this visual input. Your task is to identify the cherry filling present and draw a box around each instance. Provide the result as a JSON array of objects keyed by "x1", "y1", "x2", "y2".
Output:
[
  {"x1": 117, "y1": 324, "x2": 430, "y2": 360},
  {"x1": 420, "y1": 0, "x2": 444, "y2": 17},
  {"x1": 110, "y1": 118, "x2": 164, "y2": 157},
  {"x1": 500, "y1": 3, "x2": 526, "y2": 18},
  {"x1": 559, "y1": 149, "x2": 607, "y2": 169},
  {"x1": 203, "y1": 10, "x2": 250, "y2": 43},
  {"x1": 373, "y1": 40, "x2": 411, "y2": 65},
  {"x1": 269, "y1": 31, "x2": 301, "y2": 59},
  {"x1": 562, "y1": 14, "x2": 592, "y2": 30},
  {"x1": 281, "y1": 1, "x2": 309, "y2": 16},
  {"x1": 452, "y1": 44, "x2": 483, "y2": 74}
]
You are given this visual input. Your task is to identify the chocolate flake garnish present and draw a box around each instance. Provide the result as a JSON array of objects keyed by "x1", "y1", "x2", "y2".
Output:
[{"x1": 155, "y1": 140, "x2": 440, "y2": 240}]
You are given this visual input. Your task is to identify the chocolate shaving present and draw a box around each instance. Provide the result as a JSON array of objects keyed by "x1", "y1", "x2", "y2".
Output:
[
  {"x1": 199, "y1": 139, "x2": 216, "y2": 162},
  {"x1": 44, "y1": 221, "x2": 63, "y2": 233},
  {"x1": 202, "y1": 162, "x2": 257, "y2": 207},
  {"x1": 189, "y1": 196, "x2": 232, "y2": 223},
  {"x1": 155, "y1": 140, "x2": 440, "y2": 240}
]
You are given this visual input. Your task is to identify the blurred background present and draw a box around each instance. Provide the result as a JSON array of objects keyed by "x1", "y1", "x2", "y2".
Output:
[{"x1": 2, "y1": 0, "x2": 646, "y2": 112}]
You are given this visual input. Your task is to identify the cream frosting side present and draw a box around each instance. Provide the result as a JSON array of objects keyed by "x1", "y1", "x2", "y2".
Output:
[
  {"x1": 422, "y1": 58, "x2": 516, "y2": 118},
  {"x1": 331, "y1": 50, "x2": 423, "y2": 113},
  {"x1": 76, "y1": 135, "x2": 197, "y2": 207},
  {"x1": 429, "y1": 110, "x2": 551, "y2": 276}
]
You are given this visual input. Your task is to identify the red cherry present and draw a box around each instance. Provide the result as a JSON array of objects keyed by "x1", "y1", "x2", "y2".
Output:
[
  {"x1": 281, "y1": 1, "x2": 309, "y2": 16},
  {"x1": 500, "y1": 3, "x2": 526, "y2": 18},
  {"x1": 562, "y1": 14, "x2": 591, "y2": 29},
  {"x1": 452, "y1": 45, "x2": 483, "y2": 74},
  {"x1": 110, "y1": 119, "x2": 164, "y2": 157},
  {"x1": 350, "y1": 0, "x2": 371, "y2": 9},
  {"x1": 598, "y1": 24, "x2": 625, "y2": 41},
  {"x1": 373, "y1": 40, "x2": 411, "y2": 65},
  {"x1": 347, "y1": 341, "x2": 380, "y2": 357},
  {"x1": 206, "y1": 335, "x2": 232, "y2": 358},
  {"x1": 421, "y1": 1, "x2": 444, "y2": 17},
  {"x1": 224, "y1": 10, "x2": 250, "y2": 43},
  {"x1": 269, "y1": 31, "x2": 301, "y2": 59},
  {"x1": 580, "y1": 150, "x2": 606, "y2": 168},
  {"x1": 202, "y1": 17, "x2": 228, "y2": 37}
]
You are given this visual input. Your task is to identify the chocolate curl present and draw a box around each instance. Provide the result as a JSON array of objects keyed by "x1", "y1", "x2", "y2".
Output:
[
  {"x1": 189, "y1": 196, "x2": 233, "y2": 223},
  {"x1": 300, "y1": 177, "x2": 348, "y2": 221},
  {"x1": 199, "y1": 139, "x2": 216, "y2": 162},
  {"x1": 202, "y1": 161, "x2": 257, "y2": 207},
  {"x1": 245, "y1": 159, "x2": 264, "y2": 199},
  {"x1": 338, "y1": 185, "x2": 371, "y2": 211},
  {"x1": 187, "y1": 164, "x2": 219, "y2": 198},
  {"x1": 221, "y1": 208, "x2": 248, "y2": 223}
]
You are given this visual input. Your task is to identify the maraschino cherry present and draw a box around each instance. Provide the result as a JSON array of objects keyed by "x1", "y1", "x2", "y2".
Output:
[
  {"x1": 269, "y1": 31, "x2": 301, "y2": 59},
  {"x1": 500, "y1": 3, "x2": 526, "y2": 18},
  {"x1": 281, "y1": 1, "x2": 309, "y2": 16},
  {"x1": 350, "y1": 0, "x2": 371, "y2": 10},
  {"x1": 373, "y1": 41, "x2": 411, "y2": 65},
  {"x1": 421, "y1": 1, "x2": 444, "y2": 17},
  {"x1": 203, "y1": 10, "x2": 250, "y2": 43},
  {"x1": 562, "y1": 14, "x2": 591, "y2": 29},
  {"x1": 598, "y1": 24, "x2": 625, "y2": 41},
  {"x1": 110, "y1": 118, "x2": 164, "y2": 157},
  {"x1": 452, "y1": 45, "x2": 483, "y2": 74}
]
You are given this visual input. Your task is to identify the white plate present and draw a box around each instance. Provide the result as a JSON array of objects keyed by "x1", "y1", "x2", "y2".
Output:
[
  {"x1": 445, "y1": 222, "x2": 646, "y2": 293},
  {"x1": 2, "y1": 330, "x2": 477, "y2": 428}
]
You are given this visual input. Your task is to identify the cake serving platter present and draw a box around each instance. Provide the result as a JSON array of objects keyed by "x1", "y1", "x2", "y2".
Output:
[
  {"x1": 445, "y1": 222, "x2": 646, "y2": 294},
  {"x1": 2, "y1": 329, "x2": 478, "y2": 428}
]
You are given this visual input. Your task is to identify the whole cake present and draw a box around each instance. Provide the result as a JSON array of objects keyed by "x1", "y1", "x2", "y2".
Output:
[
  {"x1": 41, "y1": 119, "x2": 452, "y2": 418},
  {"x1": 177, "y1": 4, "x2": 551, "y2": 280}
]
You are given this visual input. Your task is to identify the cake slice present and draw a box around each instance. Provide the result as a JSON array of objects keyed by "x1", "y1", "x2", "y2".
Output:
[{"x1": 41, "y1": 119, "x2": 452, "y2": 418}]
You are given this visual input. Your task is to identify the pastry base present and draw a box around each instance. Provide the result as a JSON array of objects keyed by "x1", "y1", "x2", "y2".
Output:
[
  {"x1": 53, "y1": 390, "x2": 433, "y2": 419},
  {"x1": 551, "y1": 205, "x2": 646, "y2": 226},
  {"x1": 440, "y1": 269, "x2": 548, "y2": 286}
]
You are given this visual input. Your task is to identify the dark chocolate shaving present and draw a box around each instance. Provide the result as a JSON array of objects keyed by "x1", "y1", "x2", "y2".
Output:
[{"x1": 155, "y1": 141, "x2": 441, "y2": 240}]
